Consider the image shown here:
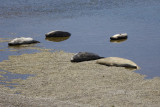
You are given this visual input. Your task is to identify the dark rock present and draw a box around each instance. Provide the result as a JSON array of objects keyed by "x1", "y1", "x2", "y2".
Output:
[
  {"x1": 45, "y1": 30, "x2": 71, "y2": 37},
  {"x1": 71, "y1": 52, "x2": 103, "y2": 62},
  {"x1": 110, "y1": 33, "x2": 128, "y2": 40},
  {"x1": 8, "y1": 37, "x2": 40, "y2": 46}
]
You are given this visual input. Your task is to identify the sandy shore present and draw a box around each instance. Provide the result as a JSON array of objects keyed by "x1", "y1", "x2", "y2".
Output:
[{"x1": 0, "y1": 51, "x2": 160, "y2": 107}]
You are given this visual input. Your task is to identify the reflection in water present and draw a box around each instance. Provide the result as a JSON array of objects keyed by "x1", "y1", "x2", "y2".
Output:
[
  {"x1": 110, "y1": 39, "x2": 127, "y2": 43},
  {"x1": 45, "y1": 37, "x2": 70, "y2": 42},
  {"x1": 8, "y1": 44, "x2": 38, "y2": 49}
]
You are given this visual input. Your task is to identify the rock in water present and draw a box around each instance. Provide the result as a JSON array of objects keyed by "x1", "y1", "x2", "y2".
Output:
[
  {"x1": 96, "y1": 57, "x2": 139, "y2": 69},
  {"x1": 8, "y1": 37, "x2": 40, "y2": 46},
  {"x1": 110, "y1": 33, "x2": 128, "y2": 40},
  {"x1": 45, "y1": 30, "x2": 71, "y2": 37},
  {"x1": 71, "y1": 52, "x2": 103, "y2": 62}
]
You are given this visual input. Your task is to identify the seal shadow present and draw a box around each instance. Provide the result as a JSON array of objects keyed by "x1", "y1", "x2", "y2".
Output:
[
  {"x1": 45, "y1": 37, "x2": 70, "y2": 42},
  {"x1": 8, "y1": 43, "x2": 38, "y2": 49},
  {"x1": 110, "y1": 38, "x2": 127, "y2": 43}
]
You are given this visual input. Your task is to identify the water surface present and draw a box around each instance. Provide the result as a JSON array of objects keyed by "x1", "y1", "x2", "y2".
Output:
[{"x1": 0, "y1": 0, "x2": 160, "y2": 79}]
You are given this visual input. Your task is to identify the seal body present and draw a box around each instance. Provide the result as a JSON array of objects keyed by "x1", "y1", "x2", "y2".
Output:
[
  {"x1": 45, "y1": 30, "x2": 71, "y2": 37},
  {"x1": 8, "y1": 37, "x2": 40, "y2": 46},
  {"x1": 110, "y1": 33, "x2": 128, "y2": 40},
  {"x1": 96, "y1": 57, "x2": 139, "y2": 69},
  {"x1": 71, "y1": 52, "x2": 103, "y2": 62}
]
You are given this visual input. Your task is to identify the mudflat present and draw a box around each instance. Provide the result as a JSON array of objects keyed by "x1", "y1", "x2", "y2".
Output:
[{"x1": 0, "y1": 51, "x2": 160, "y2": 107}]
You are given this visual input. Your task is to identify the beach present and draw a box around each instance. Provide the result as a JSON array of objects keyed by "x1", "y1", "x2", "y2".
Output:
[{"x1": 0, "y1": 51, "x2": 160, "y2": 107}]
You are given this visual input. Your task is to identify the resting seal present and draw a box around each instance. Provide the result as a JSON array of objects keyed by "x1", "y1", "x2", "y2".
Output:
[
  {"x1": 110, "y1": 33, "x2": 128, "y2": 40},
  {"x1": 45, "y1": 30, "x2": 71, "y2": 37},
  {"x1": 71, "y1": 52, "x2": 103, "y2": 62},
  {"x1": 96, "y1": 57, "x2": 139, "y2": 69},
  {"x1": 8, "y1": 37, "x2": 40, "y2": 46}
]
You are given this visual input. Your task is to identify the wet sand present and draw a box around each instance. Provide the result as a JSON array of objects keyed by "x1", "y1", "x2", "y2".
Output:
[{"x1": 0, "y1": 51, "x2": 160, "y2": 107}]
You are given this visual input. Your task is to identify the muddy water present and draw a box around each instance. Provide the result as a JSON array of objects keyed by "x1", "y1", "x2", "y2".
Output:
[{"x1": 0, "y1": 0, "x2": 160, "y2": 81}]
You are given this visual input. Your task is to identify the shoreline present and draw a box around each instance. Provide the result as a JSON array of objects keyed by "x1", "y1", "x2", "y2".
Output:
[{"x1": 0, "y1": 51, "x2": 160, "y2": 107}]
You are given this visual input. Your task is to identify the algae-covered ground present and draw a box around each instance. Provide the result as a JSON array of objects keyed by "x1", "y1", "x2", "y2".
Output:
[{"x1": 0, "y1": 51, "x2": 160, "y2": 107}]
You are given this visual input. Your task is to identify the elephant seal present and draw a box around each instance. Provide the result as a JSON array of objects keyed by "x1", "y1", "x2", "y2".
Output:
[
  {"x1": 8, "y1": 37, "x2": 40, "y2": 46},
  {"x1": 71, "y1": 52, "x2": 103, "y2": 62},
  {"x1": 96, "y1": 57, "x2": 139, "y2": 69},
  {"x1": 110, "y1": 33, "x2": 128, "y2": 40},
  {"x1": 45, "y1": 30, "x2": 71, "y2": 37}
]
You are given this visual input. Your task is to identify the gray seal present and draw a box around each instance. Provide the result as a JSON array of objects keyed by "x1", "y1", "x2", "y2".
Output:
[
  {"x1": 96, "y1": 57, "x2": 139, "y2": 69},
  {"x1": 110, "y1": 33, "x2": 128, "y2": 40},
  {"x1": 45, "y1": 30, "x2": 71, "y2": 37},
  {"x1": 8, "y1": 37, "x2": 40, "y2": 46},
  {"x1": 71, "y1": 52, "x2": 103, "y2": 62}
]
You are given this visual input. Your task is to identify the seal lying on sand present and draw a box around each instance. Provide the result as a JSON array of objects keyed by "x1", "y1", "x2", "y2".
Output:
[
  {"x1": 110, "y1": 33, "x2": 128, "y2": 40},
  {"x1": 71, "y1": 52, "x2": 103, "y2": 62},
  {"x1": 8, "y1": 37, "x2": 40, "y2": 46},
  {"x1": 96, "y1": 57, "x2": 139, "y2": 69},
  {"x1": 45, "y1": 30, "x2": 71, "y2": 37}
]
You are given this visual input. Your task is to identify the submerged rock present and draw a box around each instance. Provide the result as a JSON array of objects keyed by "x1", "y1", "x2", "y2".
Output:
[
  {"x1": 71, "y1": 52, "x2": 103, "y2": 62},
  {"x1": 45, "y1": 30, "x2": 71, "y2": 37},
  {"x1": 96, "y1": 57, "x2": 139, "y2": 69},
  {"x1": 110, "y1": 33, "x2": 128, "y2": 40},
  {"x1": 8, "y1": 37, "x2": 40, "y2": 46}
]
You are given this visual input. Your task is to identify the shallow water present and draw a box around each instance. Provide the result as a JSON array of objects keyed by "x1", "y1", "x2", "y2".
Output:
[
  {"x1": 0, "y1": 70, "x2": 34, "y2": 88},
  {"x1": 0, "y1": 0, "x2": 160, "y2": 79}
]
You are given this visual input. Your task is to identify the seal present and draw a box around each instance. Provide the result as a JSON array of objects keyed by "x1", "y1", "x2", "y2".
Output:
[
  {"x1": 8, "y1": 37, "x2": 40, "y2": 46},
  {"x1": 71, "y1": 52, "x2": 103, "y2": 62},
  {"x1": 96, "y1": 57, "x2": 139, "y2": 69},
  {"x1": 110, "y1": 33, "x2": 128, "y2": 40},
  {"x1": 45, "y1": 30, "x2": 71, "y2": 37}
]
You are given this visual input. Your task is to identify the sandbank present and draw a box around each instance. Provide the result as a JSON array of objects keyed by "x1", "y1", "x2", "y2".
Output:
[{"x1": 0, "y1": 51, "x2": 160, "y2": 107}]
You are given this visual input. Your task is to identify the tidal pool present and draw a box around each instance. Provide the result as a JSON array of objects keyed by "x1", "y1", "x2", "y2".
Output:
[{"x1": 0, "y1": 70, "x2": 34, "y2": 88}]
